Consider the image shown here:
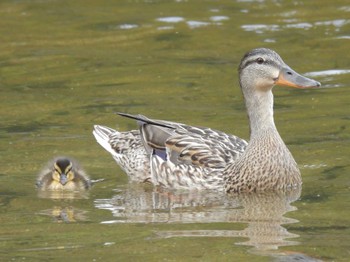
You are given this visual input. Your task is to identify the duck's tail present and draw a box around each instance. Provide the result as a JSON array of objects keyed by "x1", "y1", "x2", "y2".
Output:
[
  {"x1": 93, "y1": 125, "x2": 119, "y2": 156},
  {"x1": 93, "y1": 125, "x2": 151, "y2": 182},
  {"x1": 117, "y1": 112, "x2": 174, "y2": 129}
]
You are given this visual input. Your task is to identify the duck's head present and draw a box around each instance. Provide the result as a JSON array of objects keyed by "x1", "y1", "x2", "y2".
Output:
[
  {"x1": 238, "y1": 48, "x2": 321, "y2": 93},
  {"x1": 52, "y1": 158, "x2": 75, "y2": 186}
]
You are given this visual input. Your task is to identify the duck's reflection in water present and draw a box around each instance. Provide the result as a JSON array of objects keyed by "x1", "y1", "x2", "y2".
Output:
[
  {"x1": 95, "y1": 184, "x2": 302, "y2": 255},
  {"x1": 36, "y1": 191, "x2": 90, "y2": 223},
  {"x1": 37, "y1": 190, "x2": 90, "y2": 200},
  {"x1": 37, "y1": 206, "x2": 88, "y2": 223}
]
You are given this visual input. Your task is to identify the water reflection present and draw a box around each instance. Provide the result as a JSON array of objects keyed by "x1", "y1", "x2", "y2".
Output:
[
  {"x1": 36, "y1": 191, "x2": 90, "y2": 223},
  {"x1": 155, "y1": 15, "x2": 229, "y2": 29},
  {"x1": 156, "y1": 17, "x2": 185, "y2": 23},
  {"x1": 37, "y1": 206, "x2": 88, "y2": 223},
  {"x1": 186, "y1": 21, "x2": 211, "y2": 29},
  {"x1": 241, "y1": 19, "x2": 349, "y2": 34},
  {"x1": 305, "y1": 69, "x2": 350, "y2": 77},
  {"x1": 37, "y1": 189, "x2": 90, "y2": 200},
  {"x1": 209, "y1": 16, "x2": 229, "y2": 22},
  {"x1": 95, "y1": 185, "x2": 301, "y2": 254}
]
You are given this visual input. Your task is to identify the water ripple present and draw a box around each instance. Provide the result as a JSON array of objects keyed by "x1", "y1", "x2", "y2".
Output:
[
  {"x1": 209, "y1": 16, "x2": 229, "y2": 22},
  {"x1": 156, "y1": 16, "x2": 185, "y2": 23},
  {"x1": 314, "y1": 19, "x2": 349, "y2": 27},
  {"x1": 242, "y1": 19, "x2": 349, "y2": 33},
  {"x1": 305, "y1": 69, "x2": 350, "y2": 77},
  {"x1": 186, "y1": 20, "x2": 211, "y2": 29},
  {"x1": 241, "y1": 24, "x2": 280, "y2": 33},
  {"x1": 156, "y1": 15, "x2": 229, "y2": 29},
  {"x1": 119, "y1": 24, "x2": 138, "y2": 30},
  {"x1": 285, "y1": 22, "x2": 313, "y2": 29}
]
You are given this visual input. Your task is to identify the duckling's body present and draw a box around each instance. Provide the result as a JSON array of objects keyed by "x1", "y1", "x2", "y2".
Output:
[
  {"x1": 93, "y1": 48, "x2": 320, "y2": 193},
  {"x1": 36, "y1": 157, "x2": 91, "y2": 191}
]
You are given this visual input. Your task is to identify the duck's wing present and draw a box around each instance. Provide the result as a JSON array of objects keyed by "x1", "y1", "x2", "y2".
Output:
[{"x1": 118, "y1": 113, "x2": 248, "y2": 169}]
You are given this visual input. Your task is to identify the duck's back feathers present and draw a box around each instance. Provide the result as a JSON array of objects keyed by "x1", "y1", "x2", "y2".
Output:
[
  {"x1": 93, "y1": 113, "x2": 247, "y2": 189},
  {"x1": 119, "y1": 112, "x2": 247, "y2": 167}
]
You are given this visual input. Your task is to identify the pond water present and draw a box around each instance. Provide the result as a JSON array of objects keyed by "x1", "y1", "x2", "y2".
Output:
[{"x1": 0, "y1": 0, "x2": 349, "y2": 261}]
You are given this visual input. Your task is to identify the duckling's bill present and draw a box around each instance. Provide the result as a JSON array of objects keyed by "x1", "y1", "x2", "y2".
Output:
[{"x1": 59, "y1": 173, "x2": 68, "y2": 185}]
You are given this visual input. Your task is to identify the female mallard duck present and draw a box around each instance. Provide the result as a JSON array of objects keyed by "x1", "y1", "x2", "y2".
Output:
[
  {"x1": 93, "y1": 48, "x2": 320, "y2": 193},
  {"x1": 36, "y1": 157, "x2": 91, "y2": 191}
]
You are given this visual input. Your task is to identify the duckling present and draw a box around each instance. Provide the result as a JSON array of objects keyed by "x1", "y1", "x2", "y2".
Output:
[{"x1": 36, "y1": 157, "x2": 91, "y2": 191}]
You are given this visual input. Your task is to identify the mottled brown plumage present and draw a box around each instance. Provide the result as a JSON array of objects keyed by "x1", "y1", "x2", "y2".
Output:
[{"x1": 93, "y1": 48, "x2": 320, "y2": 193}]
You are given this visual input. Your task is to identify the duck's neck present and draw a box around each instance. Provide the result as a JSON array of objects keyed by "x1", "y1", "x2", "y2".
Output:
[
  {"x1": 243, "y1": 88, "x2": 277, "y2": 139},
  {"x1": 224, "y1": 84, "x2": 302, "y2": 193}
]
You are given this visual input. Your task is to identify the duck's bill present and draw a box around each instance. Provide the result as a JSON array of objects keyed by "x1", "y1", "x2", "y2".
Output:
[
  {"x1": 276, "y1": 67, "x2": 321, "y2": 88},
  {"x1": 60, "y1": 174, "x2": 68, "y2": 185}
]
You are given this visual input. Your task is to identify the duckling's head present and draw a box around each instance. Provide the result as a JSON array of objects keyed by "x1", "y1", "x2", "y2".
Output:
[
  {"x1": 53, "y1": 158, "x2": 75, "y2": 186},
  {"x1": 37, "y1": 157, "x2": 92, "y2": 195},
  {"x1": 238, "y1": 48, "x2": 321, "y2": 93}
]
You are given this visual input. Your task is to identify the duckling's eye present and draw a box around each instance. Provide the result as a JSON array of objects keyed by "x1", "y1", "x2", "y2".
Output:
[{"x1": 256, "y1": 57, "x2": 264, "y2": 64}]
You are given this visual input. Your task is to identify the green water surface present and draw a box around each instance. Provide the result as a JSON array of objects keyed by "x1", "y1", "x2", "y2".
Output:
[{"x1": 0, "y1": 0, "x2": 349, "y2": 261}]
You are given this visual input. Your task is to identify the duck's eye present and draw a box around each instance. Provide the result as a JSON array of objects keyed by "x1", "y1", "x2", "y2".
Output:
[{"x1": 256, "y1": 57, "x2": 264, "y2": 64}]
